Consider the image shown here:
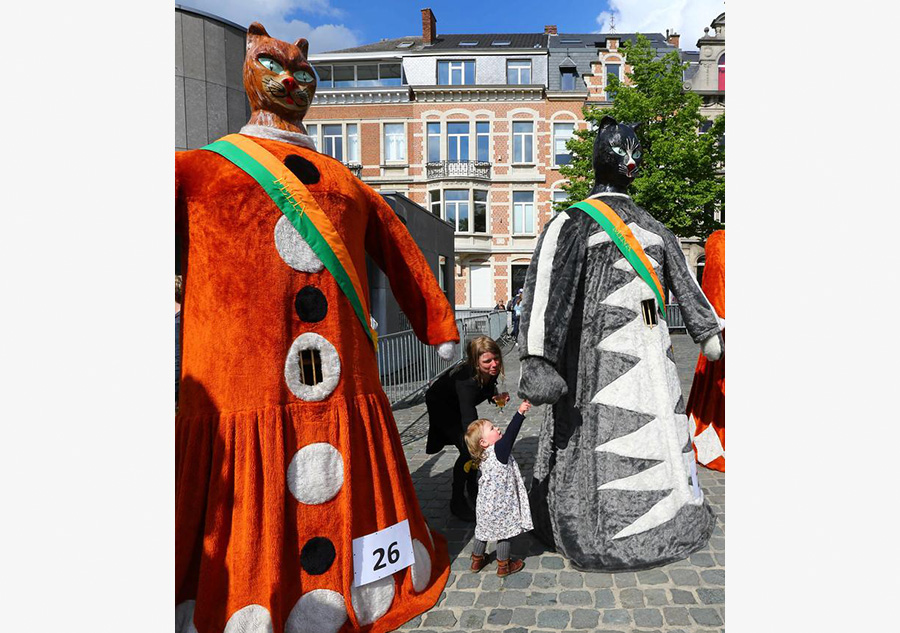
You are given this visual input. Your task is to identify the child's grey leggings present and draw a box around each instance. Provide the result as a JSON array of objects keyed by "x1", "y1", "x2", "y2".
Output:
[{"x1": 473, "y1": 538, "x2": 511, "y2": 561}]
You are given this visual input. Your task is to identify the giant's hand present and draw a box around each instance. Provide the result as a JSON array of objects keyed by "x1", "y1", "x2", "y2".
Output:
[
  {"x1": 700, "y1": 332, "x2": 724, "y2": 361},
  {"x1": 518, "y1": 356, "x2": 568, "y2": 405}
]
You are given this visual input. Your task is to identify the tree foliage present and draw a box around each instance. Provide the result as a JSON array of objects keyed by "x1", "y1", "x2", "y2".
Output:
[{"x1": 558, "y1": 34, "x2": 724, "y2": 239}]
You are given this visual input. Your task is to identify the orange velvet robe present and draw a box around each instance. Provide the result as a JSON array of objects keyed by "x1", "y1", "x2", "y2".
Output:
[
  {"x1": 686, "y1": 230, "x2": 725, "y2": 472},
  {"x1": 175, "y1": 134, "x2": 459, "y2": 633}
]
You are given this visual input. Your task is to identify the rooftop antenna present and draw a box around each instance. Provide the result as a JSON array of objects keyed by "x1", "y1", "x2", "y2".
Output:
[{"x1": 608, "y1": 14, "x2": 617, "y2": 33}]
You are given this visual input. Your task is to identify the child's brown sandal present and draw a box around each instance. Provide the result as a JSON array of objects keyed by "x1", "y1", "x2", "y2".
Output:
[
  {"x1": 496, "y1": 558, "x2": 525, "y2": 577},
  {"x1": 470, "y1": 554, "x2": 488, "y2": 572}
]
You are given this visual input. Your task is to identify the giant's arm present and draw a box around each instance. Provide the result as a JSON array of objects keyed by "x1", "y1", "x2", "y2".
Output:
[
  {"x1": 363, "y1": 186, "x2": 459, "y2": 351},
  {"x1": 517, "y1": 211, "x2": 586, "y2": 405},
  {"x1": 662, "y1": 231, "x2": 723, "y2": 360}
]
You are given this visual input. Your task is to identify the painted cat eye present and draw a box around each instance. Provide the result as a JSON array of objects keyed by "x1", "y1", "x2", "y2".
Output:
[
  {"x1": 293, "y1": 70, "x2": 315, "y2": 83},
  {"x1": 633, "y1": 150, "x2": 642, "y2": 159},
  {"x1": 258, "y1": 56, "x2": 284, "y2": 74},
  {"x1": 611, "y1": 146, "x2": 626, "y2": 156}
]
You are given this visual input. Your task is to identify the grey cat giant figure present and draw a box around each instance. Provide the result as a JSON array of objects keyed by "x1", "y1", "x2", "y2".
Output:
[{"x1": 517, "y1": 116, "x2": 723, "y2": 570}]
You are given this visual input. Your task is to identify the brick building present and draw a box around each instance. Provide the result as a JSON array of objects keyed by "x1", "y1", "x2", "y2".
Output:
[{"x1": 306, "y1": 8, "x2": 718, "y2": 310}]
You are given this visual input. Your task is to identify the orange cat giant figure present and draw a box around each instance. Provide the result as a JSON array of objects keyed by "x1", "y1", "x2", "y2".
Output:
[{"x1": 175, "y1": 22, "x2": 459, "y2": 633}]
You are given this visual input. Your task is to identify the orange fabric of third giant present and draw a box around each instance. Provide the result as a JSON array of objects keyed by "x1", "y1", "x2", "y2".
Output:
[{"x1": 686, "y1": 230, "x2": 725, "y2": 472}]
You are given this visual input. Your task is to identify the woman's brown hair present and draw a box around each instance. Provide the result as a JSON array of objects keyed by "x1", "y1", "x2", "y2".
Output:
[{"x1": 466, "y1": 335, "x2": 504, "y2": 385}]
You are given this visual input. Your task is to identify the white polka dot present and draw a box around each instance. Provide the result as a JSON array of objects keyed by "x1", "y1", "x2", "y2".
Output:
[
  {"x1": 223, "y1": 604, "x2": 273, "y2": 633},
  {"x1": 287, "y1": 443, "x2": 344, "y2": 504},
  {"x1": 285, "y1": 589, "x2": 347, "y2": 633},
  {"x1": 274, "y1": 215, "x2": 325, "y2": 273},
  {"x1": 175, "y1": 600, "x2": 198, "y2": 633},
  {"x1": 410, "y1": 538, "x2": 432, "y2": 593},
  {"x1": 350, "y1": 575, "x2": 395, "y2": 626},
  {"x1": 284, "y1": 333, "x2": 341, "y2": 402}
]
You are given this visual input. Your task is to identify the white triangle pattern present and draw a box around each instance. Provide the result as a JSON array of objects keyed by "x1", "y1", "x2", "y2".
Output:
[
  {"x1": 590, "y1": 228, "x2": 698, "y2": 540},
  {"x1": 693, "y1": 422, "x2": 725, "y2": 465}
]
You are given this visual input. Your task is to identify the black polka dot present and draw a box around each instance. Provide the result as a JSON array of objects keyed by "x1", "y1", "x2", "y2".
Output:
[
  {"x1": 295, "y1": 286, "x2": 328, "y2": 322},
  {"x1": 300, "y1": 537, "x2": 336, "y2": 575},
  {"x1": 284, "y1": 154, "x2": 320, "y2": 184}
]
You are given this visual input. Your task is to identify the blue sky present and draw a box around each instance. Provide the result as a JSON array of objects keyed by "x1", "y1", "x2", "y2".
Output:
[{"x1": 180, "y1": 0, "x2": 725, "y2": 54}]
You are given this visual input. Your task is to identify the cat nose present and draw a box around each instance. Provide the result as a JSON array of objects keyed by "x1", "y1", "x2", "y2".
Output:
[{"x1": 281, "y1": 76, "x2": 298, "y2": 91}]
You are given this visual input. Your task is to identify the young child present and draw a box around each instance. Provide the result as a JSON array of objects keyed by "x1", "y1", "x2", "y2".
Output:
[{"x1": 464, "y1": 399, "x2": 533, "y2": 576}]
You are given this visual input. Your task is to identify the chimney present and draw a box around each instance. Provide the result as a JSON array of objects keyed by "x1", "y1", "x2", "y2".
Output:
[
  {"x1": 666, "y1": 29, "x2": 680, "y2": 48},
  {"x1": 422, "y1": 8, "x2": 437, "y2": 45},
  {"x1": 544, "y1": 24, "x2": 558, "y2": 35}
]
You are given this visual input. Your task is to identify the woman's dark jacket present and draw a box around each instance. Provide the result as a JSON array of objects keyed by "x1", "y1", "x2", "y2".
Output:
[{"x1": 425, "y1": 364, "x2": 498, "y2": 454}]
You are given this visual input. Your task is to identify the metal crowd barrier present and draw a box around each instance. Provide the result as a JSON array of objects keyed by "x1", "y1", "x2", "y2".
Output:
[
  {"x1": 378, "y1": 306, "x2": 683, "y2": 405},
  {"x1": 377, "y1": 309, "x2": 510, "y2": 406}
]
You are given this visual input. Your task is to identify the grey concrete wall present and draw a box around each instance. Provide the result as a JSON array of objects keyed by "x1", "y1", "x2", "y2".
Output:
[{"x1": 175, "y1": 7, "x2": 250, "y2": 151}]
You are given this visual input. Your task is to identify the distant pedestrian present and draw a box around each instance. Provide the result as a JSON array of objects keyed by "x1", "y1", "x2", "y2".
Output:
[
  {"x1": 510, "y1": 289, "x2": 523, "y2": 341},
  {"x1": 494, "y1": 300, "x2": 505, "y2": 311},
  {"x1": 465, "y1": 399, "x2": 534, "y2": 576}
]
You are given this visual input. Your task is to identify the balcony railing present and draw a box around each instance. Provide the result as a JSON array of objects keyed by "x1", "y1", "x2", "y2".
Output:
[
  {"x1": 343, "y1": 163, "x2": 362, "y2": 178},
  {"x1": 426, "y1": 160, "x2": 491, "y2": 180}
]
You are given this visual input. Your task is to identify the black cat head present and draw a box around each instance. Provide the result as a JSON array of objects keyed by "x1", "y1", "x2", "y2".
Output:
[{"x1": 592, "y1": 115, "x2": 643, "y2": 192}]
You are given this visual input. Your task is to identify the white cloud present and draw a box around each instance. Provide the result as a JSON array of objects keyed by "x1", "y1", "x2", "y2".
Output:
[
  {"x1": 595, "y1": 0, "x2": 725, "y2": 51},
  {"x1": 181, "y1": 0, "x2": 360, "y2": 52}
]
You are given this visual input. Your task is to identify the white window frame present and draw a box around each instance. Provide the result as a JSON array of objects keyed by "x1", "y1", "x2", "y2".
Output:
[
  {"x1": 507, "y1": 59, "x2": 532, "y2": 85},
  {"x1": 551, "y1": 188, "x2": 569, "y2": 217},
  {"x1": 447, "y1": 121, "x2": 470, "y2": 162},
  {"x1": 305, "y1": 122, "x2": 360, "y2": 164},
  {"x1": 512, "y1": 121, "x2": 535, "y2": 164},
  {"x1": 438, "y1": 60, "x2": 475, "y2": 85},
  {"x1": 512, "y1": 190, "x2": 536, "y2": 235},
  {"x1": 444, "y1": 189, "x2": 470, "y2": 232},
  {"x1": 426, "y1": 121, "x2": 442, "y2": 163},
  {"x1": 552, "y1": 122, "x2": 575, "y2": 168},
  {"x1": 322, "y1": 123, "x2": 344, "y2": 161},
  {"x1": 382, "y1": 121, "x2": 407, "y2": 164},
  {"x1": 430, "y1": 187, "x2": 489, "y2": 235},
  {"x1": 476, "y1": 121, "x2": 490, "y2": 163}
]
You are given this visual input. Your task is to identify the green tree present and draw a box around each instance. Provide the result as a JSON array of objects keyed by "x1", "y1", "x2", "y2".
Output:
[{"x1": 558, "y1": 34, "x2": 724, "y2": 239}]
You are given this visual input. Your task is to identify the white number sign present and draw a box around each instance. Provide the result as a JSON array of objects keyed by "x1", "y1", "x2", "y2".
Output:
[{"x1": 351, "y1": 519, "x2": 415, "y2": 587}]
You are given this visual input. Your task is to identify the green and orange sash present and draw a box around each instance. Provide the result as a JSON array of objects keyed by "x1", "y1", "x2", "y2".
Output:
[
  {"x1": 202, "y1": 134, "x2": 378, "y2": 349},
  {"x1": 570, "y1": 198, "x2": 667, "y2": 319}
]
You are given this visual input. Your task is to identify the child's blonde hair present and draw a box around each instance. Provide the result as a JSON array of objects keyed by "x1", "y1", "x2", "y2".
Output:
[{"x1": 465, "y1": 418, "x2": 491, "y2": 466}]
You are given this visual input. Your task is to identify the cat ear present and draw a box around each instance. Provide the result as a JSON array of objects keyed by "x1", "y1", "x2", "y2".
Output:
[
  {"x1": 294, "y1": 37, "x2": 310, "y2": 58},
  {"x1": 628, "y1": 122, "x2": 643, "y2": 133},
  {"x1": 247, "y1": 22, "x2": 270, "y2": 40},
  {"x1": 597, "y1": 115, "x2": 618, "y2": 132}
]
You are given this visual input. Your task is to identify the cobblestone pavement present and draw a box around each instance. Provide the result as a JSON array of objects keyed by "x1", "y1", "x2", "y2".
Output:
[{"x1": 392, "y1": 334, "x2": 725, "y2": 633}]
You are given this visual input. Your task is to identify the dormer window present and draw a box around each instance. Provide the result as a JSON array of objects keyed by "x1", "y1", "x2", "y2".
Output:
[
  {"x1": 507, "y1": 60, "x2": 532, "y2": 85},
  {"x1": 438, "y1": 60, "x2": 475, "y2": 85}
]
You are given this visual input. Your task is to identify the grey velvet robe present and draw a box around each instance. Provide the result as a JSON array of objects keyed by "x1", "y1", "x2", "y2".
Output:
[{"x1": 519, "y1": 192, "x2": 721, "y2": 571}]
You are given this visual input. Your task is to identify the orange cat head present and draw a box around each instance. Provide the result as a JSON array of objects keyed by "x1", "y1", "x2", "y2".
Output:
[{"x1": 243, "y1": 22, "x2": 317, "y2": 126}]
